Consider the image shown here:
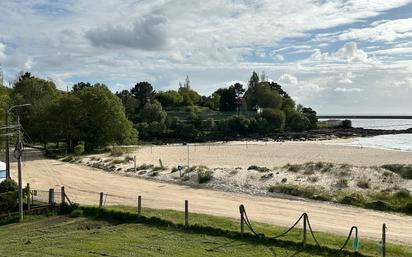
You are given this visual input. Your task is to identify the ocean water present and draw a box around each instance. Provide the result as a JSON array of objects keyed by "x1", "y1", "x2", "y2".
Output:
[{"x1": 326, "y1": 119, "x2": 412, "y2": 152}]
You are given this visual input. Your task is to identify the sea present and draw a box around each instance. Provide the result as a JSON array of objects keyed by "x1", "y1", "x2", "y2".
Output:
[{"x1": 322, "y1": 119, "x2": 412, "y2": 152}]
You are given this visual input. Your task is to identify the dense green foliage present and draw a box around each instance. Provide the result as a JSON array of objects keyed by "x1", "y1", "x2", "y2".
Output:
[
  {"x1": 116, "y1": 72, "x2": 318, "y2": 141},
  {"x1": 3, "y1": 71, "x2": 319, "y2": 146},
  {"x1": 0, "y1": 179, "x2": 18, "y2": 212},
  {"x1": 5, "y1": 73, "x2": 137, "y2": 151}
]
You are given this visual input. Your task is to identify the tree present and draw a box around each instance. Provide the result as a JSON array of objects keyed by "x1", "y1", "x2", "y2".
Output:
[
  {"x1": 73, "y1": 82, "x2": 92, "y2": 92},
  {"x1": 219, "y1": 86, "x2": 237, "y2": 112},
  {"x1": 255, "y1": 86, "x2": 283, "y2": 109},
  {"x1": 260, "y1": 108, "x2": 286, "y2": 131},
  {"x1": 116, "y1": 90, "x2": 139, "y2": 121},
  {"x1": 178, "y1": 86, "x2": 201, "y2": 106},
  {"x1": 156, "y1": 90, "x2": 183, "y2": 108},
  {"x1": 244, "y1": 72, "x2": 260, "y2": 109},
  {"x1": 131, "y1": 81, "x2": 155, "y2": 108},
  {"x1": 47, "y1": 93, "x2": 83, "y2": 150},
  {"x1": 11, "y1": 72, "x2": 59, "y2": 144},
  {"x1": 203, "y1": 93, "x2": 220, "y2": 110},
  {"x1": 139, "y1": 100, "x2": 167, "y2": 124},
  {"x1": 288, "y1": 112, "x2": 311, "y2": 132},
  {"x1": 281, "y1": 97, "x2": 296, "y2": 117},
  {"x1": 301, "y1": 107, "x2": 317, "y2": 129},
  {"x1": 0, "y1": 84, "x2": 11, "y2": 130},
  {"x1": 76, "y1": 84, "x2": 138, "y2": 150}
]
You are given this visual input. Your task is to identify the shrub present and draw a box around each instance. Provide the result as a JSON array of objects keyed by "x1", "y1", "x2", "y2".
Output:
[
  {"x1": 336, "y1": 178, "x2": 349, "y2": 189},
  {"x1": 0, "y1": 179, "x2": 18, "y2": 193},
  {"x1": 0, "y1": 191, "x2": 17, "y2": 211},
  {"x1": 198, "y1": 170, "x2": 213, "y2": 184},
  {"x1": 381, "y1": 164, "x2": 412, "y2": 179},
  {"x1": 268, "y1": 184, "x2": 330, "y2": 201},
  {"x1": 341, "y1": 119, "x2": 352, "y2": 129},
  {"x1": 247, "y1": 165, "x2": 270, "y2": 172},
  {"x1": 281, "y1": 178, "x2": 287, "y2": 183},
  {"x1": 338, "y1": 193, "x2": 365, "y2": 206},
  {"x1": 357, "y1": 180, "x2": 370, "y2": 189},
  {"x1": 365, "y1": 200, "x2": 392, "y2": 211},
  {"x1": 284, "y1": 164, "x2": 301, "y2": 173},
  {"x1": 260, "y1": 108, "x2": 286, "y2": 131},
  {"x1": 136, "y1": 164, "x2": 154, "y2": 170},
  {"x1": 395, "y1": 188, "x2": 410, "y2": 198},
  {"x1": 74, "y1": 144, "x2": 85, "y2": 156},
  {"x1": 110, "y1": 146, "x2": 125, "y2": 157},
  {"x1": 70, "y1": 209, "x2": 84, "y2": 217}
]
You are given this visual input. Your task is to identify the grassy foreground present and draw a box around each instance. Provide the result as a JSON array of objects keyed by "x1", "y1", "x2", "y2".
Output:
[{"x1": 0, "y1": 206, "x2": 411, "y2": 257}]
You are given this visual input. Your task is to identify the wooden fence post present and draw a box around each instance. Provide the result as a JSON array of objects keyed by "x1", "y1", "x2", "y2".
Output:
[
  {"x1": 303, "y1": 213, "x2": 307, "y2": 248},
  {"x1": 99, "y1": 192, "x2": 104, "y2": 208},
  {"x1": 240, "y1": 207, "x2": 244, "y2": 236},
  {"x1": 48, "y1": 188, "x2": 54, "y2": 206},
  {"x1": 383, "y1": 224, "x2": 386, "y2": 257},
  {"x1": 185, "y1": 200, "x2": 189, "y2": 227},
  {"x1": 61, "y1": 186, "x2": 65, "y2": 205},
  {"x1": 137, "y1": 195, "x2": 142, "y2": 218},
  {"x1": 26, "y1": 183, "x2": 30, "y2": 211}
]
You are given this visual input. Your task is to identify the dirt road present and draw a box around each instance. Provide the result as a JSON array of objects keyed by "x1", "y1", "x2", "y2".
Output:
[{"x1": 13, "y1": 159, "x2": 412, "y2": 245}]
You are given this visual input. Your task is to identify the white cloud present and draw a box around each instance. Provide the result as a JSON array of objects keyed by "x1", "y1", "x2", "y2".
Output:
[
  {"x1": 339, "y1": 18, "x2": 412, "y2": 42},
  {"x1": 273, "y1": 54, "x2": 284, "y2": 61},
  {"x1": 278, "y1": 73, "x2": 298, "y2": 85},
  {"x1": 310, "y1": 49, "x2": 329, "y2": 61},
  {"x1": 334, "y1": 87, "x2": 363, "y2": 92},
  {"x1": 85, "y1": 14, "x2": 169, "y2": 50},
  {"x1": 335, "y1": 42, "x2": 371, "y2": 63},
  {"x1": 0, "y1": 42, "x2": 6, "y2": 63}
]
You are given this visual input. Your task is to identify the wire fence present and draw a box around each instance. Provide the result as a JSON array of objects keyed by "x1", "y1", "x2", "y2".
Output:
[{"x1": 56, "y1": 186, "x2": 389, "y2": 257}]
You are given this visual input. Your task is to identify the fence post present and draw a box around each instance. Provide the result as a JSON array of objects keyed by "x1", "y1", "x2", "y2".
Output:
[
  {"x1": 26, "y1": 183, "x2": 30, "y2": 211},
  {"x1": 382, "y1": 224, "x2": 386, "y2": 257},
  {"x1": 61, "y1": 186, "x2": 65, "y2": 205},
  {"x1": 48, "y1": 188, "x2": 54, "y2": 206},
  {"x1": 99, "y1": 192, "x2": 104, "y2": 208},
  {"x1": 133, "y1": 156, "x2": 137, "y2": 172},
  {"x1": 185, "y1": 200, "x2": 189, "y2": 227},
  {"x1": 303, "y1": 213, "x2": 307, "y2": 248},
  {"x1": 240, "y1": 206, "x2": 244, "y2": 236},
  {"x1": 137, "y1": 195, "x2": 142, "y2": 218}
]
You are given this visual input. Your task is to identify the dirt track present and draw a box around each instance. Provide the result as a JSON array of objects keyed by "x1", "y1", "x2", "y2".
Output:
[{"x1": 13, "y1": 159, "x2": 412, "y2": 245}]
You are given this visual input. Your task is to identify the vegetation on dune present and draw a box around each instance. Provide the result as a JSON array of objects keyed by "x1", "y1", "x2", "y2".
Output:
[{"x1": 381, "y1": 164, "x2": 412, "y2": 179}]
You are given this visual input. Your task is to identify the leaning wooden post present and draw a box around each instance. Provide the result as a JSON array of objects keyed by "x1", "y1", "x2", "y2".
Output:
[
  {"x1": 99, "y1": 192, "x2": 104, "y2": 208},
  {"x1": 26, "y1": 183, "x2": 31, "y2": 211},
  {"x1": 239, "y1": 205, "x2": 244, "y2": 236},
  {"x1": 137, "y1": 195, "x2": 142, "y2": 218},
  {"x1": 184, "y1": 200, "x2": 189, "y2": 227},
  {"x1": 303, "y1": 213, "x2": 307, "y2": 248},
  {"x1": 382, "y1": 224, "x2": 386, "y2": 257},
  {"x1": 61, "y1": 186, "x2": 66, "y2": 205},
  {"x1": 48, "y1": 188, "x2": 55, "y2": 206}
]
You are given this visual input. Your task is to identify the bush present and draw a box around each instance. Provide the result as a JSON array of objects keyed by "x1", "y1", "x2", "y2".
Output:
[
  {"x1": 0, "y1": 179, "x2": 18, "y2": 193},
  {"x1": 247, "y1": 165, "x2": 270, "y2": 172},
  {"x1": 357, "y1": 180, "x2": 370, "y2": 189},
  {"x1": 260, "y1": 108, "x2": 286, "y2": 131},
  {"x1": 287, "y1": 112, "x2": 311, "y2": 132},
  {"x1": 341, "y1": 119, "x2": 352, "y2": 129},
  {"x1": 0, "y1": 191, "x2": 17, "y2": 211},
  {"x1": 110, "y1": 146, "x2": 125, "y2": 157},
  {"x1": 268, "y1": 184, "x2": 330, "y2": 201},
  {"x1": 283, "y1": 164, "x2": 301, "y2": 173},
  {"x1": 395, "y1": 188, "x2": 410, "y2": 198},
  {"x1": 365, "y1": 200, "x2": 392, "y2": 211},
  {"x1": 381, "y1": 164, "x2": 412, "y2": 179},
  {"x1": 336, "y1": 178, "x2": 349, "y2": 189},
  {"x1": 198, "y1": 170, "x2": 213, "y2": 184},
  {"x1": 338, "y1": 193, "x2": 365, "y2": 206},
  {"x1": 74, "y1": 144, "x2": 85, "y2": 156}
]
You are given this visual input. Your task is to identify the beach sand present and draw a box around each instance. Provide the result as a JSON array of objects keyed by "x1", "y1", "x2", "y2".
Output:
[{"x1": 127, "y1": 140, "x2": 412, "y2": 169}]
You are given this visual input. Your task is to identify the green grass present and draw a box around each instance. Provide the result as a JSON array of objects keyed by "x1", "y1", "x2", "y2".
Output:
[
  {"x1": 0, "y1": 214, "x2": 326, "y2": 257},
  {"x1": 0, "y1": 206, "x2": 411, "y2": 257}
]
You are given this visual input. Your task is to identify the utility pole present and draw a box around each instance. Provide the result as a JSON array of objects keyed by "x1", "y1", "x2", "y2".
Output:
[
  {"x1": 5, "y1": 110, "x2": 10, "y2": 179},
  {"x1": 16, "y1": 115, "x2": 24, "y2": 222}
]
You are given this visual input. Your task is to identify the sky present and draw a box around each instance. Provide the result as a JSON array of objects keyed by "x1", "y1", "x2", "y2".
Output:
[{"x1": 0, "y1": 0, "x2": 412, "y2": 115}]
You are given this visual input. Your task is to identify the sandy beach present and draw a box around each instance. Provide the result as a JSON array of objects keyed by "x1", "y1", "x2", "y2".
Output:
[{"x1": 125, "y1": 140, "x2": 412, "y2": 169}]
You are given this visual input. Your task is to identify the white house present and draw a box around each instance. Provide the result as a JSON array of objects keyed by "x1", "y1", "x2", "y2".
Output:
[{"x1": 0, "y1": 161, "x2": 5, "y2": 182}]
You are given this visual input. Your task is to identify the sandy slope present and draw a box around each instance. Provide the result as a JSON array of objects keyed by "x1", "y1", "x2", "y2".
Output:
[{"x1": 12, "y1": 158, "x2": 412, "y2": 245}]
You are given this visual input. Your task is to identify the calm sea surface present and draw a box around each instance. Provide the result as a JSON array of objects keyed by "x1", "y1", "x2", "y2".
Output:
[{"x1": 323, "y1": 119, "x2": 412, "y2": 152}]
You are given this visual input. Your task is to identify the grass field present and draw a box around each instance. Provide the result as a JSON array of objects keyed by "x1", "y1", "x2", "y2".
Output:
[{"x1": 0, "y1": 206, "x2": 411, "y2": 257}]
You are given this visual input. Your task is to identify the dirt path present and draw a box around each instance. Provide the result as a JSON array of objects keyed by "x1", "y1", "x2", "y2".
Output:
[{"x1": 13, "y1": 159, "x2": 412, "y2": 245}]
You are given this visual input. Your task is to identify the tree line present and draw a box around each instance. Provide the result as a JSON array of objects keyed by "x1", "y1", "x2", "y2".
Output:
[
  {"x1": 116, "y1": 72, "x2": 317, "y2": 142},
  {"x1": 0, "y1": 71, "x2": 317, "y2": 151}
]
